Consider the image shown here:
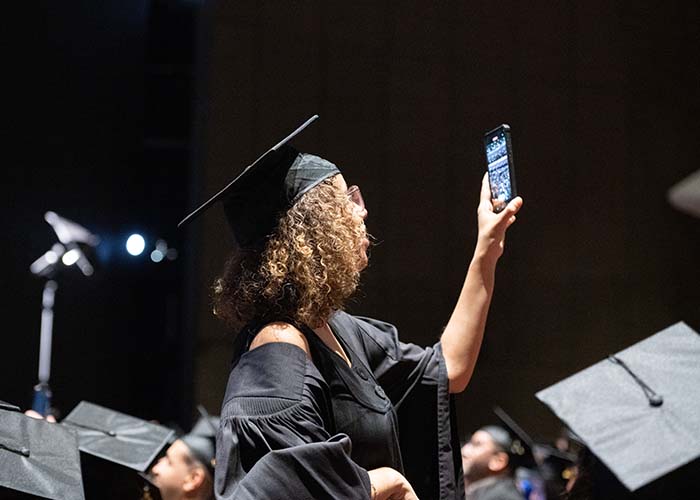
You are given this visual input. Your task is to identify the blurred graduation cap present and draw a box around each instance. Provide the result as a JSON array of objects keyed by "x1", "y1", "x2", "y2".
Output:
[
  {"x1": 0, "y1": 401, "x2": 20, "y2": 412},
  {"x1": 492, "y1": 406, "x2": 576, "y2": 480},
  {"x1": 668, "y1": 169, "x2": 700, "y2": 218},
  {"x1": 0, "y1": 405, "x2": 84, "y2": 500},
  {"x1": 536, "y1": 321, "x2": 700, "y2": 493},
  {"x1": 62, "y1": 401, "x2": 174, "y2": 500},
  {"x1": 180, "y1": 405, "x2": 219, "y2": 474},
  {"x1": 178, "y1": 114, "x2": 341, "y2": 249},
  {"x1": 490, "y1": 406, "x2": 535, "y2": 469},
  {"x1": 478, "y1": 407, "x2": 534, "y2": 471}
]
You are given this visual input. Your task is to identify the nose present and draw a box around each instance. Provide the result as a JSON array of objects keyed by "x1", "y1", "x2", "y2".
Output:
[
  {"x1": 151, "y1": 458, "x2": 164, "y2": 475},
  {"x1": 358, "y1": 205, "x2": 368, "y2": 220},
  {"x1": 349, "y1": 199, "x2": 367, "y2": 220}
]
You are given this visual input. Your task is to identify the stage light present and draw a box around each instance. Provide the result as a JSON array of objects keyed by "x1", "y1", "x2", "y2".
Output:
[
  {"x1": 45, "y1": 250, "x2": 59, "y2": 265},
  {"x1": 126, "y1": 234, "x2": 146, "y2": 256},
  {"x1": 61, "y1": 249, "x2": 81, "y2": 266},
  {"x1": 150, "y1": 249, "x2": 164, "y2": 263},
  {"x1": 149, "y1": 239, "x2": 178, "y2": 263}
]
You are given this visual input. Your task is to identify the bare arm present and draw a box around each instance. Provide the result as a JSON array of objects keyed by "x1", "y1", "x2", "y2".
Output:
[{"x1": 441, "y1": 173, "x2": 523, "y2": 393}]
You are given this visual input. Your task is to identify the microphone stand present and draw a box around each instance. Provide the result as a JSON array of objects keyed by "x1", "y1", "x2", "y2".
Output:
[
  {"x1": 32, "y1": 280, "x2": 58, "y2": 416},
  {"x1": 28, "y1": 211, "x2": 99, "y2": 417}
]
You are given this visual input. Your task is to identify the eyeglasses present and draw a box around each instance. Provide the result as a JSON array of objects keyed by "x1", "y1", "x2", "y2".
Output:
[{"x1": 346, "y1": 185, "x2": 365, "y2": 210}]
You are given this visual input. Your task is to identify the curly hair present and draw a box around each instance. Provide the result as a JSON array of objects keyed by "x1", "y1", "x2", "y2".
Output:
[{"x1": 212, "y1": 177, "x2": 367, "y2": 330}]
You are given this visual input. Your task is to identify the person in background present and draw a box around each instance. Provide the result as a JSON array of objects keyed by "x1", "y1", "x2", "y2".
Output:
[
  {"x1": 150, "y1": 415, "x2": 218, "y2": 500},
  {"x1": 461, "y1": 426, "x2": 525, "y2": 500}
]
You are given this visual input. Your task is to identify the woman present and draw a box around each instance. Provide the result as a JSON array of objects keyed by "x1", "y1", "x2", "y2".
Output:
[{"x1": 183, "y1": 117, "x2": 522, "y2": 499}]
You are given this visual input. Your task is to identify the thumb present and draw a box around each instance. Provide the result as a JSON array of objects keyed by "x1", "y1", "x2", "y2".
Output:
[
  {"x1": 496, "y1": 196, "x2": 522, "y2": 228},
  {"x1": 503, "y1": 196, "x2": 523, "y2": 217}
]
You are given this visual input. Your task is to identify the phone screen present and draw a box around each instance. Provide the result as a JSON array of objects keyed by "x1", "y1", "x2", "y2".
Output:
[{"x1": 484, "y1": 126, "x2": 515, "y2": 212}]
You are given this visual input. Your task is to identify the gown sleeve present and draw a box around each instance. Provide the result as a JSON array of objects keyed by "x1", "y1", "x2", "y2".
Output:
[
  {"x1": 346, "y1": 314, "x2": 465, "y2": 500},
  {"x1": 230, "y1": 434, "x2": 369, "y2": 500},
  {"x1": 214, "y1": 341, "x2": 372, "y2": 500}
]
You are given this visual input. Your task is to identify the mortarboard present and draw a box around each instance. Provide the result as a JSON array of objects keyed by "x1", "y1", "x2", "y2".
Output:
[
  {"x1": 180, "y1": 405, "x2": 219, "y2": 474},
  {"x1": 61, "y1": 401, "x2": 174, "y2": 500},
  {"x1": 536, "y1": 321, "x2": 700, "y2": 493},
  {"x1": 0, "y1": 401, "x2": 20, "y2": 412},
  {"x1": 668, "y1": 168, "x2": 700, "y2": 218},
  {"x1": 0, "y1": 405, "x2": 85, "y2": 500},
  {"x1": 492, "y1": 406, "x2": 576, "y2": 497},
  {"x1": 189, "y1": 404, "x2": 220, "y2": 437},
  {"x1": 62, "y1": 401, "x2": 174, "y2": 471},
  {"x1": 489, "y1": 406, "x2": 536, "y2": 470},
  {"x1": 178, "y1": 115, "x2": 341, "y2": 249}
]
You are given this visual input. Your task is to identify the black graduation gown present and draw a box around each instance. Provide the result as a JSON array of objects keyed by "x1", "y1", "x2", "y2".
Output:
[
  {"x1": 215, "y1": 311, "x2": 464, "y2": 500},
  {"x1": 465, "y1": 476, "x2": 524, "y2": 500}
]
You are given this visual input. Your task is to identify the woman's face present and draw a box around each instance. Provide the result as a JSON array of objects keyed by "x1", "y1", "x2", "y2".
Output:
[{"x1": 333, "y1": 174, "x2": 369, "y2": 270}]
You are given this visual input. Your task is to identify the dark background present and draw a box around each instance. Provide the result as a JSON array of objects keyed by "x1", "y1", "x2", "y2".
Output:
[
  {"x1": 3, "y1": 0, "x2": 698, "y2": 446},
  {"x1": 4, "y1": 0, "x2": 198, "y2": 428}
]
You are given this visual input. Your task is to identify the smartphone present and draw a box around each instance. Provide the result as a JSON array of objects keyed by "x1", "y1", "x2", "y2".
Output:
[{"x1": 483, "y1": 124, "x2": 517, "y2": 213}]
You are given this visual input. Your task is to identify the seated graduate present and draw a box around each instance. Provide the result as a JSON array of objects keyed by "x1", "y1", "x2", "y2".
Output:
[
  {"x1": 180, "y1": 116, "x2": 523, "y2": 499},
  {"x1": 461, "y1": 426, "x2": 527, "y2": 500},
  {"x1": 150, "y1": 413, "x2": 219, "y2": 500}
]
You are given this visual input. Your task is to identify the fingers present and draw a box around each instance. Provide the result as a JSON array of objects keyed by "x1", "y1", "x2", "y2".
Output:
[
  {"x1": 478, "y1": 176, "x2": 523, "y2": 223},
  {"x1": 500, "y1": 196, "x2": 523, "y2": 218},
  {"x1": 479, "y1": 172, "x2": 492, "y2": 208},
  {"x1": 24, "y1": 409, "x2": 56, "y2": 422},
  {"x1": 506, "y1": 196, "x2": 523, "y2": 214},
  {"x1": 24, "y1": 409, "x2": 43, "y2": 419},
  {"x1": 494, "y1": 196, "x2": 522, "y2": 229}
]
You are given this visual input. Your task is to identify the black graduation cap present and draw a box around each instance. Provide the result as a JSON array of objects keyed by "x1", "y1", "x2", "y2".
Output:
[
  {"x1": 180, "y1": 405, "x2": 219, "y2": 474},
  {"x1": 137, "y1": 472, "x2": 162, "y2": 500},
  {"x1": 0, "y1": 401, "x2": 20, "y2": 412},
  {"x1": 493, "y1": 406, "x2": 576, "y2": 473},
  {"x1": 536, "y1": 321, "x2": 700, "y2": 493},
  {"x1": 0, "y1": 405, "x2": 85, "y2": 500},
  {"x1": 535, "y1": 446, "x2": 576, "y2": 484},
  {"x1": 668, "y1": 168, "x2": 700, "y2": 218},
  {"x1": 178, "y1": 115, "x2": 341, "y2": 248},
  {"x1": 488, "y1": 406, "x2": 536, "y2": 470},
  {"x1": 61, "y1": 401, "x2": 174, "y2": 500},
  {"x1": 491, "y1": 406, "x2": 576, "y2": 499}
]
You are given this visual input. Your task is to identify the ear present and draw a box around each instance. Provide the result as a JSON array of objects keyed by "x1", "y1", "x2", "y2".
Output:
[
  {"x1": 488, "y1": 451, "x2": 509, "y2": 473},
  {"x1": 183, "y1": 467, "x2": 206, "y2": 493}
]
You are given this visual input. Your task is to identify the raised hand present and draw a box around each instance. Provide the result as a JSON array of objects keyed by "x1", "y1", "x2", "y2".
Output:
[{"x1": 476, "y1": 172, "x2": 523, "y2": 262}]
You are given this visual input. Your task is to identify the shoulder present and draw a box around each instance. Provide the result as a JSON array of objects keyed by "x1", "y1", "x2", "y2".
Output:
[
  {"x1": 222, "y1": 325, "x2": 317, "y2": 414},
  {"x1": 487, "y1": 478, "x2": 522, "y2": 500},
  {"x1": 249, "y1": 321, "x2": 311, "y2": 357}
]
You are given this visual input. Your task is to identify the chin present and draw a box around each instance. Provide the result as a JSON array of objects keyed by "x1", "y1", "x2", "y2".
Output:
[
  {"x1": 356, "y1": 239, "x2": 369, "y2": 268},
  {"x1": 360, "y1": 247, "x2": 369, "y2": 268},
  {"x1": 357, "y1": 257, "x2": 368, "y2": 271}
]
